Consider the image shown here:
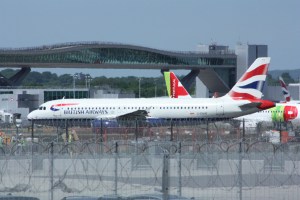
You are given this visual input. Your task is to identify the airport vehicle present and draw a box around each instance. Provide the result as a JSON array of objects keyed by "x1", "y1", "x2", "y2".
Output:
[
  {"x1": 0, "y1": 110, "x2": 13, "y2": 124},
  {"x1": 27, "y1": 57, "x2": 274, "y2": 125}
]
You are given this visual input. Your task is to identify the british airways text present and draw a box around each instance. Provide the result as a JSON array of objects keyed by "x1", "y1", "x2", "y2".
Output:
[{"x1": 64, "y1": 110, "x2": 109, "y2": 115}]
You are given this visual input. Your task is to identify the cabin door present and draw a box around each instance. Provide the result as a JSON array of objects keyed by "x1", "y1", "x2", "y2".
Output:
[{"x1": 216, "y1": 104, "x2": 224, "y2": 116}]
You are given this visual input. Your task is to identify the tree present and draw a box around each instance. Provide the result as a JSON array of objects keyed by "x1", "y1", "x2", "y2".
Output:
[
  {"x1": 281, "y1": 72, "x2": 295, "y2": 84},
  {"x1": 267, "y1": 74, "x2": 277, "y2": 85}
]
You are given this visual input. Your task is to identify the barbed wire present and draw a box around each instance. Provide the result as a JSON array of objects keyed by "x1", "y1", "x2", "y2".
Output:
[
  {"x1": 0, "y1": 140, "x2": 299, "y2": 199},
  {"x1": 0, "y1": 119, "x2": 299, "y2": 199}
]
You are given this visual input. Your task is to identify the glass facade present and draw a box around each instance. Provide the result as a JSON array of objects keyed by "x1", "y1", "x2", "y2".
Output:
[
  {"x1": 44, "y1": 90, "x2": 88, "y2": 102},
  {"x1": 0, "y1": 43, "x2": 236, "y2": 67},
  {"x1": 0, "y1": 91, "x2": 13, "y2": 94}
]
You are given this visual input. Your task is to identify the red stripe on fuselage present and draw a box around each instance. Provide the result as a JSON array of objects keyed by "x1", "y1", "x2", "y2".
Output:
[{"x1": 52, "y1": 103, "x2": 79, "y2": 107}]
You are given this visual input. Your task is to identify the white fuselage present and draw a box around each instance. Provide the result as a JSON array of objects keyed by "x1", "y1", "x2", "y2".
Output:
[{"x1": 27, "y1": 97, "x2": 262, "y2": 121}]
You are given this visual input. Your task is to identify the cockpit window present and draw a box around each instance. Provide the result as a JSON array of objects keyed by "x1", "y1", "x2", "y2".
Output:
[{"x1": 38, "y1": 106, "x2": 46, "y2": 110}]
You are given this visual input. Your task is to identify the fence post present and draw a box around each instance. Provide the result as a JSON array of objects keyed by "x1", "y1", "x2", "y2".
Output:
[
  {"x1": 135, "y1": 118, "x2": 138, "y2": 142},
  {"x1": 50, "y1": 142, "x2": 54, "y2": 200},
  {"x1": 31, "y1": 120, "x2": 34, "y2": 157},
  {"x1": 238, "y1": 118, "x2": 245, "y2": 200},
  {"x1": 162, "y1": 150, "x2": 170, "y2": 200},
  {"x1": 56, "y1": 125, "x2": 59, "y2": 143},
  {"x1": 177, "y1": 142, "x2": 182, "y2": 196},
  {"x1": 31, "y1": 119, "x2": 34, "y2": 141},
  {"x1": 100, "y1": 118, "x2": 103, "y2": 142},
  {"x1": 65, "y1": 119, "x2": 69, "y2": 144},
  {"x1": 206, "y1": 119, "x2": 209, "y2": 144},
  {"x1": 99, "y1": 118, "x2": 103, "y2": 153},
  {"x1": 114, "y1": 142, "x2": 118, "y2": 196},
  {"x1": 170, "y1": 119, "x2": 173, "y2": 141},
  {"x1": 279, "y1": 119, "x2": 282, "y2": 143}
]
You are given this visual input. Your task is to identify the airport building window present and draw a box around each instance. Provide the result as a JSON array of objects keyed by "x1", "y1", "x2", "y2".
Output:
[
  {"x1": 0, "y1": 91, "x2": 13, "y2": 94},
  {"x1": 44, "y1": 90, "x2": 88, "y2": 101}
]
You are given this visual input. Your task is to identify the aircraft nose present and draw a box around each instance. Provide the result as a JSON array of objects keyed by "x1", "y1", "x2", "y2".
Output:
[{"x1": 27, "y1": 111, "x2": 35, "y2": 120}]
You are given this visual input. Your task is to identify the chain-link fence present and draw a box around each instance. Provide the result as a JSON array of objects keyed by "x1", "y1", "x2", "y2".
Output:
[{"x1": 0, "y1": 119, "x2": 299, "y2": 200}]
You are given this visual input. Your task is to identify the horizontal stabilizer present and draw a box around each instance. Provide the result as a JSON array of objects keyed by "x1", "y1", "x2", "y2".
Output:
[{"x1": 239, "y1": 102, "x2": 262, "y2": 110}]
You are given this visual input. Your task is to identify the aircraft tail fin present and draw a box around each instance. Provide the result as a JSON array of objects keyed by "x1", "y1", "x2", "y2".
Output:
[
  {"x1": 226, "y1": 57, "x2": 271, "y2": 100},
  {"x1": 279, "y1": 76, "x2": 291, "y2": 102},
  {"x1": 164, "y1": 71, "x2": 191, "y2": 98}
]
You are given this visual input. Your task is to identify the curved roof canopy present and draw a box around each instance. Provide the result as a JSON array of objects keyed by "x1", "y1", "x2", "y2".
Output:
[{"x1": 0, "y1": 42, "x2": 236, "y2": 70}]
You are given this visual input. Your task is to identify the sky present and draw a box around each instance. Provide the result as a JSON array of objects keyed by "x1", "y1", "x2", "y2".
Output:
[{"x1": 0, "y1": 0, "x2": 299, "y2": 77}]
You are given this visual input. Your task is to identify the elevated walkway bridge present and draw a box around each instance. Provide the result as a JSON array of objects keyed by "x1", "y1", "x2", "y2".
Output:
[{"x1": 0, "y1": 42, "x2": 237, "y2": 93}]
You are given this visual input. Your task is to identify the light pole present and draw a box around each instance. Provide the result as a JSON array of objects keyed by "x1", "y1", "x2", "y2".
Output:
[
  {"x1": 138, "y1": 78, "x2": 142, "y2": 98},
  {"x1": 154, "y1": 80, "x2": 157, "y2": 97},
  {"x1": 85, "y1": 74, "x2": 92, "y2": 98},
  {"x1": 73, "y1": 73, "x2": 78, "y2": 99}
]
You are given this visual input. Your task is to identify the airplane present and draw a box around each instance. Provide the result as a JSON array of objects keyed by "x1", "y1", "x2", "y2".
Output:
[
  {"x1": 164, "y1": 65, "x2": 300, "y2": 130},
  {"x1": 27, "y1": 57, "x2": 274, "y2": 127},
  {"x1": 279, "y1": 76, "x2": 291, "y2": 102},
  {"x1": 279, "y1": 76, "x2": 300, "y2": 104},
  {"x1": 235, "y1": 77, "x2": 300, "y2": 129}
]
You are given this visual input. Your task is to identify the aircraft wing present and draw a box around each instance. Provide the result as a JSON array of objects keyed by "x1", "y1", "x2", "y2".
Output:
[
  {"x1": 96, "y1": 109, "x2": 149, "y2": 120},
  {"x1": 116, "y1": 109, "x2": 149, "y2": 120}
]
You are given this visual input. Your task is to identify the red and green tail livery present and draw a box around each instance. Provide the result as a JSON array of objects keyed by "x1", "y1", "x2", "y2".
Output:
[{"x1": 164, "y1": 72, "x2": 191, "y2": 98}]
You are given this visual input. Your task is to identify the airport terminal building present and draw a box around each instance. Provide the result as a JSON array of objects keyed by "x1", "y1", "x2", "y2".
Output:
[{"x1": 0, "y1": 42, "x2": 272, "y2": 121}]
